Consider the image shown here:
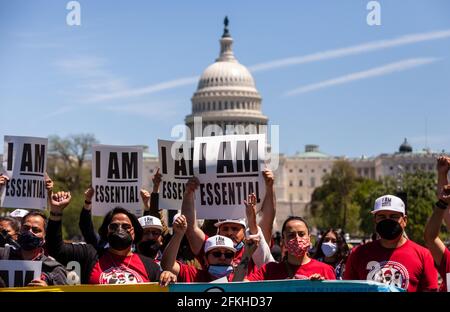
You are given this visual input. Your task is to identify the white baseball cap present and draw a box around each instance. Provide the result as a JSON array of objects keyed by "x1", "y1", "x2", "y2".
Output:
[
  {"x1": 138, "y1": 216, "x2": 163, "y2": 231},
  {"x1": 204, "y1": 235, "x2": 236, "y2": 254},
  {"x1": 214, "y1": 218, "x2": 246, "y2": 228},
  {"x1": 372, "y1": 195, "x2": 406, "y2": 215},
  {"x1": 10, "y1": 209, "x2": 29, "y2": 219}
]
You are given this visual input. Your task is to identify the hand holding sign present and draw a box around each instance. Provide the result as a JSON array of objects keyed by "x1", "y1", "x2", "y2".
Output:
[
  {"x1": 244, "y1": 193, "x2": 258, "y2": 235},
  {"x1": 159, "y1": 270, "x2": 177, "y2": 287},
  {"x1": 152, "y1": 168, "x2": 162, "y2": 193},
  {"x1": 140, "y1": 189, "x2": 151, "y2": 210},
  {"x1": 262, "y1": 168, "x2": 274, "y2": 188},
  {"x1": 185, "y1": 177, "x2": 200, "y2": 195},
  {"x1": 309, "y1": 273, "x2": 325, "y2": 281},
  {"x1": 0, "y1": 174, "x2": 9, "y2": 189},
  {"x1": 27, "y1": 279, "x2": 48, "y2": 287},
  {"x1": 173, "y1": 214, "x2": 187, "y2": 235}
]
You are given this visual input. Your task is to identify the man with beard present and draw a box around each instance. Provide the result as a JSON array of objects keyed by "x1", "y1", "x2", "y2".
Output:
[
  {"x1": 46, "y1": 191, "x2": 176, "y2": 285},
  {"x1": 137, "y1": 215, "x2": 164, "y2": 263},
  {"x1": 344, "y1": 195, "x2": 438, "y2": 291}
]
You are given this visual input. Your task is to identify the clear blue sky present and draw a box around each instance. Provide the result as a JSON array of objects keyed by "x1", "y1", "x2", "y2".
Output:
[{"x1": 1, "y1": 0, "x2": 449, "y2": 158}]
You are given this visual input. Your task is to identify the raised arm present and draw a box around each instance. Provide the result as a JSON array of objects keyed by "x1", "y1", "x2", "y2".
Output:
[
  {"x1": 424, "y1": 183, "x2": 450, "y2": 266},
  {"x1": 245, "y1": 193, "x2": 275, "y2": 268},
  {"x1": 437, "y1": 156, "x2": 450, "y2": 232},
  {"x1": 78, "y1": 186, "x2": 100, "y2": 248},
  {"x1": 181, "y1": 177, "x2": 205, "y2": 255},
  {"x1": 46, "y1": 191, "x2": 74, "y2": 263},
  {"x1": 141, "y1": 168, "x2": 169, "y2": 235},
  {"x1": 259, "y1": 169, "x2": 276, "y2": 245},
  {"x1": 160, "y1": 214, "x2": 187, "y2": 275}
]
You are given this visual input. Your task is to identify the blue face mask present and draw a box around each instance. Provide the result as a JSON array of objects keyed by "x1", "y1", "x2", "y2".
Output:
[
  {"x1": 234, "y1": 241, "x2": 244, "y2": 252},
  {"x1": 208, "y1": 265, "x2": 234, "y2": 279}
]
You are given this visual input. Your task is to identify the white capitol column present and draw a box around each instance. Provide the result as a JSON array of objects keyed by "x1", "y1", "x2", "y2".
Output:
[{"x1": 185, "y1": 17, "x2": 269, "y2": 137}]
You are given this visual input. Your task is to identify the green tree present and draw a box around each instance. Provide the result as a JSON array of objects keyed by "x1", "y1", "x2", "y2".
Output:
[
  {"x1": 310, "y1": 160, "x2": 359, "y2": 233},
  {"x1": 401, "y1": 171, "x2": 437, "y2": 245},
  {"x1": 48, "y1": 134, "x2": 99, "y2": 240}
]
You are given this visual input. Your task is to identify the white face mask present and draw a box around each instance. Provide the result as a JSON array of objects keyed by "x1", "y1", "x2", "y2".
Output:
[{"x1": 321, "y1": 241, "x2": 337, "y2": 257}]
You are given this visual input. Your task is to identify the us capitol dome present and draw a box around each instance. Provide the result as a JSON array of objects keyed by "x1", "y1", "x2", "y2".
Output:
[{"x1": 185, "y1": 17, "x2": 269, "y2": 137}]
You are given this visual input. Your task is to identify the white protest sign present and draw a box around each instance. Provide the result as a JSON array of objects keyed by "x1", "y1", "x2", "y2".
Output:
[
  {"x1": 193, "y1": 134, "x2": 266, "y2": 219},
  {"x1": 158, "y1": 140, "x2": 193, "y2": 210},
  {"x1": 1, "y1": 136, "x2": 48, "y2": 210},
  {"x1": 0, "y1": 260, "x2": 42, "y2": 287},
  {"x1": 92, "y1": 144, "x2": 143, "y2": 217}
]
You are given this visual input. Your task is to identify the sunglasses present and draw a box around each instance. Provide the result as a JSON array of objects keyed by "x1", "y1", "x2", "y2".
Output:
[
  {"x1": 210, "y1": 251, "x2": 234, "y2": 259},
  {"x1": 108, "y1": 223, "x2": 132, "y2": 232}
]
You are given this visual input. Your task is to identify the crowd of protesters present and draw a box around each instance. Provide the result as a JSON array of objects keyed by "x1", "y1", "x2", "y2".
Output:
[{"x1": 0, "y1": 156, "x2": 450, "y2": 291}]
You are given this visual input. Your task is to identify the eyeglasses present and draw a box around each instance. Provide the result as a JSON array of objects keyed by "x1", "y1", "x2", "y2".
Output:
[
  {"x1": 108, "y1": 223, "x2": 132, "y2": 232},
  {"x1": 210, "y1": 251, "x2": 234, "y2": 259}
]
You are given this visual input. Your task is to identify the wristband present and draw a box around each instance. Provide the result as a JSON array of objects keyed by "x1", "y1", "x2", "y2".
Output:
[
  {"x1": 435, "y1": 199, "x2": 449, "y2": 210},
  {"x1": 50, "y1": 211, "x2": 63, "y2": 217},
  {"x1": 84, "y1": 200, "x2": 92, "y2": 205}
]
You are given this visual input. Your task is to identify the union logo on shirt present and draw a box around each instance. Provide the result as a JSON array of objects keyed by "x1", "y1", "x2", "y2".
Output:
[
  {"x1": 366, "y1": 260, "x2": 409, "y2": 289},
  {"x1": 99, "y1": 266, "x2": 144, "y2": 284}
]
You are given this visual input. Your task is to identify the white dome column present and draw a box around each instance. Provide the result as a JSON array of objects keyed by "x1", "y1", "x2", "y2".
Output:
[{"x1": 185, "y1": 17, "x2": 269, "y2": 137}]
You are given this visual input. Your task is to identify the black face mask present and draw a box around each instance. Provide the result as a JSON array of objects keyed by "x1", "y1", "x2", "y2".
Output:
[
  {"x1": 137, "y1": 240, "x2": 160, "y2": 258},
  {"x1": 107, "y1": 229, "x2": 133, "y2": 251},
  {"x1": 18, "y1": 231, "x2": 44, "y2": 251},
  {"x1": 376, "y1": 219, "x2": 403, "y2": 240}
]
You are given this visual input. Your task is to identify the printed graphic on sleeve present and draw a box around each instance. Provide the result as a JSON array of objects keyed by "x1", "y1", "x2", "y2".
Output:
[{"x1": 366, "y1": 260, "x2": 409, "y2": 289}]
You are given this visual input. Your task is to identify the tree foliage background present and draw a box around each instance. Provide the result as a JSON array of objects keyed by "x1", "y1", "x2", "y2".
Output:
[{"x1": 47, "y1": 134, "x2": 101, "y2": 240}]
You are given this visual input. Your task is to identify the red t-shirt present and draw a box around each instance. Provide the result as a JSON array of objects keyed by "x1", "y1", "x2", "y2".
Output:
[
  {"x1": 246, "y1": 259, "x2": 336, "y2": 281},
  {"x1": 196, "y1": 235, "x2": 256, "y2": 275},
  {"x1": 344, "y1": 240, "x2": 438, "y2": 292},
  {"x1": 438, "y1": 248, "x2": 450, "y2": 292},
  {"x1": 177, "y1": 262, "x2": 234, "y2": 283},
  {"x1": 89, "y1": 252, "x2": 150, "y2": 284}
]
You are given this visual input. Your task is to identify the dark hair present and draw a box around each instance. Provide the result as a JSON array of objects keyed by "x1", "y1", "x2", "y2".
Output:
[
  {"x1": 22, "y1": 211, "x2": 48, "y2": 230},
  {"x1": 98, "y1": 207, "x2": 143, "y2": 243},
  {"x1": 281, "y1": 216, "x2": 310, "y2": 237},
  {"x1": 0, "y1": 216, "x2": 20, "y2": 234},
  {"x1": 313, "y1": 228, "x2": 350, "y2": 265}
]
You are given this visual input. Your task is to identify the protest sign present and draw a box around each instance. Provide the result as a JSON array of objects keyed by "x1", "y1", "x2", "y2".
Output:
[
  {"x1": 92, "y1": 144, "x2": 143, "y2": 216},
  {"x1": 158, "y1": 140, "x2": 193, "y2": 210},
  {"x1": 0, "y1": 260, "x2": 42, "y2": 287},
  {"x1": 1, "y1": 136, "x2": 48, "y2": 210},
  {"x1": 193, "y1": 134, "x2": 266, "y2": 219}
]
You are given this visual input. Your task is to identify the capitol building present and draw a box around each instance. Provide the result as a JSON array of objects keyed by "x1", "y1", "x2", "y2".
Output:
[{"x1": 141, "y1": 19, "x2": 444, "y2": 231}]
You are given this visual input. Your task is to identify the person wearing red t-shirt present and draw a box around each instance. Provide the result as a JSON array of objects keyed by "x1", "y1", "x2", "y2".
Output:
[
  {"x1": 161, "y1": 214, "x2": 255, "y2": 283},
  {"x1": 46, "y1": 191, "x2": 177, "y2": 285},
  {"x1": 424, "y1": 156, "x2": 450, "y2": 292},
  {"x1": 245, "y1": 216, "x2": 336, "y2": 281},
  {"x1": 181, "y1": 178, "x2": 274, "y2": 275},
  {"x1": 344, "y1": 194, "x2": 438, "y2": 292}
]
